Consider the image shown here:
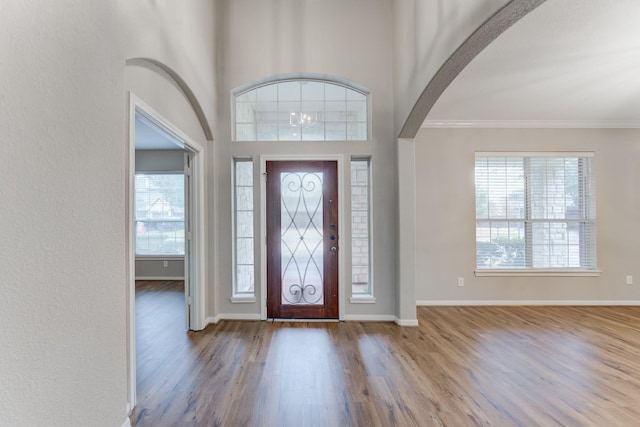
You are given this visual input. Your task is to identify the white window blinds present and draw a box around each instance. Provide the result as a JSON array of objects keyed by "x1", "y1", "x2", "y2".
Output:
[
  {"x1": 135, "y1": 174, "x2": 185, "y2": 256},
  {"x1": 475, "y1": 153, "x2": 596, "y2": 270}
]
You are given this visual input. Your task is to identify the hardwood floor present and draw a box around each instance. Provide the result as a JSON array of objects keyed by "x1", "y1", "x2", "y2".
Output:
[{"x1": 132, "y1": 284, "x2": 640, "y2": 426}]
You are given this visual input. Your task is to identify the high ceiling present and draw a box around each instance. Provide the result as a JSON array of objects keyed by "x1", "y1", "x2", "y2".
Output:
[{"x1": 425, "y1": 0, "x2": 640, "y2": 127}]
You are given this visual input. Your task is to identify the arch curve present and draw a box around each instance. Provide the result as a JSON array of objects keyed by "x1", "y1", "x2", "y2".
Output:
[
  {"x1": 398, "y1": 0, "x2": 547, "y2": 139},
  {"x1": 232, "y1": 72, "x2": 370, "y2": 97},
  {"x1": 126, "y1": 57, "x2": 214, "y2": 141}
]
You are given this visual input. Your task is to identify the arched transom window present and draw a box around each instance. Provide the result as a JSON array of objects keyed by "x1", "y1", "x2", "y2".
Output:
[{"x1": 234, "y1": 79, "x2": 368, "y2": 141}]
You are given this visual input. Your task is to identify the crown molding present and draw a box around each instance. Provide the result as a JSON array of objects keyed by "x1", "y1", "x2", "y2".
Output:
[{"x1": 422, "y1": 120, "x2": 640, "y2": 129}]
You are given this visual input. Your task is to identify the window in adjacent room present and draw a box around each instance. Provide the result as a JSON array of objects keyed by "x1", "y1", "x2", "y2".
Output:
[
  {"x1": 135, "y1": 174, "x2": 185, "y2": 256},
  {"x1": 233, "y1": 159, "x2": 255, "y2": 296},
  {"x1": 351, "y1": 158, "x2": 372, "y2": 296},
  {"x1": 475, "y1": 153, "x2": 596, "y2": 271},
  {"x1": 234, "y1": 79, "x2": 368, "y2": 141}
]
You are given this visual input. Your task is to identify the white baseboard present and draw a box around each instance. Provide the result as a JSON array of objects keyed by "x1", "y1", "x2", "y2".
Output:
[
  {"x1": 135, "y1": 276, "x2": 185, "y2": 280},
  {"x1": 121, "y1": 417, "x2": 132, "y2": 427},
  {"x1": 343, "y1": 314, "x2": 396, "y2": 322},
  {"x1": 205, "y1": 313, "x2": 261, "y2": 326},
  {"x1": 395, "y1": 318, "x2": 419, "y2": 326},
  {"x1": 417, "y1": 300, "x2": 640, "y2": 306}
]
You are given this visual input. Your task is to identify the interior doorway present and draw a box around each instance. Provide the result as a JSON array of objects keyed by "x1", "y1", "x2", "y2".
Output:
[
  {"x1": 127, "y1": 94, "x2": 205, "y2": 412},
  {"x1": 134, "y1": 112, "x2": 191, "y2": 327},
  {"x1": 266, "y1": 160, "x2": 339, "y2": 319}
]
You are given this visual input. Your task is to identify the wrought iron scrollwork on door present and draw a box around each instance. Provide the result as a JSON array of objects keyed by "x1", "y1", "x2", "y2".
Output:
[{"x1": 283, "y1": 284, "x2": 322, "y2": 304}]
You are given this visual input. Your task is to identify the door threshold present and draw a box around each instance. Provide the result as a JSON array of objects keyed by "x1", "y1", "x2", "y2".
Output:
[{"x1": 268, "y1": 318, "x2": 340, "y2": 323}]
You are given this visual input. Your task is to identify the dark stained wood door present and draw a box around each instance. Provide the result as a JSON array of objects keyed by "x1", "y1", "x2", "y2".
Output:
[{"x1": 266, "y1": 161, "x2": 339, "y2": 319}]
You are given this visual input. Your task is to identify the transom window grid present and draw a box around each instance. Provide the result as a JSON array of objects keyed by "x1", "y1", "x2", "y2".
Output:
[
  {"x1": 475, "y1": 154, "x2": 596, "y2": 270},
  {"x1": 351, "y1": 158, "x2": 372, "y2": 294},
  {"x1": 135, "y1": 174, "x2": 185, "y2": 256},
  {"x1": 234, "y1": 80, "x2": 368, "y2": 141},
  {"x1": 234, "y1": 160, "x2": 255, "y2": 294}
]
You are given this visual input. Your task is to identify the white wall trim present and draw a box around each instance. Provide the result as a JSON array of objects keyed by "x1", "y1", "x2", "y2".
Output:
[
  {"x1": 121, "y1": 417, "x2": 132, "y2": 427},
  {"x1": 134, "y1": 276, "x2": 186, "y2": 281},
  {"x1": 211, "y1": 313, "x2": 262, "y2": 322},
  {"x1": 422, "y1": 119, "x2": 640, "y2": 129},
  {"x1": 395, "y1": 318, "x2": 419, "y2": 326},
  {"x1": 417, "y1": 300, "x2": 640, "y2": 306},
  {"x1": 343, "y1": 314, "x2": 396, "y2": 322},
  {"x1": 270, "y1": 318, "x2": 340, "y2": 323},
  {"x1": 349, "y1": 296, "x2": 377, "y2": 304}
]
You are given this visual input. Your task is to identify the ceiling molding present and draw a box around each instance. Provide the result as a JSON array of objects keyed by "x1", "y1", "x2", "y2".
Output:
[
  {"x1": 398, "y1": 0, "x2": 548, "y2": 140},
  {"x1": 422, "y1": 120, "x2": 640, "y2": 129}
]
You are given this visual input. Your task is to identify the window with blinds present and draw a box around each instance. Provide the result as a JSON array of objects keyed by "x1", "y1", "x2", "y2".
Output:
[
  {"x1": 475, "y1": 153, "x2": 596, "y2": 270},
  {"x1": 135, "y1": 174, "x2": 185, "y2": 256}
]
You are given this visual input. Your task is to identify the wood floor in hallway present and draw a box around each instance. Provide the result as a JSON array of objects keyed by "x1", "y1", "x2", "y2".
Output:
[{"x1": 131, "y1": 281, "x2": 640, "y2": 426}]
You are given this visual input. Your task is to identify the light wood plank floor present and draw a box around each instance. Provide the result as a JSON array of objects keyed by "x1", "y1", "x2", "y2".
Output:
[{"x1": 132, "y1": 281, "x2": 640, "y2": 426}]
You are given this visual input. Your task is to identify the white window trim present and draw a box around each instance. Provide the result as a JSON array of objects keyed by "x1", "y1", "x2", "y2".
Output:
[{"x1": 475, "y1": 269, "x2": 601, "y2": 277}]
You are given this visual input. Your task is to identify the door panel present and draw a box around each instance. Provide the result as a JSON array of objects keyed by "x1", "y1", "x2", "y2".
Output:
[{"x1": 266, "y1": 161, "x2": 338, "y2": 319}]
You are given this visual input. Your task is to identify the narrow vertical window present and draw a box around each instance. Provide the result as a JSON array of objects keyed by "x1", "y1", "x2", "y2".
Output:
[
  {"x1": 351, "y1": 158, "x2": 372, "y2": 296},
  {"x1": 234, "y1": 159, "x2": 255, "y2": 296}
]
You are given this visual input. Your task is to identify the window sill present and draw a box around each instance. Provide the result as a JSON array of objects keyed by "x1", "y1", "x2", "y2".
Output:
[
  {"x1": 350, "y1": 295, "x2": 376, "y2": 304},
  {"x1": 230, "y1": 295, "x2": 256, "y2": 303},
  {"x1": 475, "y1": 269, "x2": 601, "y2": 277},
  {"x1": 135, "y1": 255, "x2": 184, "y2": 261}
]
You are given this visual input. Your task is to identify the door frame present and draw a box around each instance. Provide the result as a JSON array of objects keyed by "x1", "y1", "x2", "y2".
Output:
[
  {"x1": 126, "y1": 93, "x2": 207, "y2": 412},
  {"x1": 260, "y1": 154, "x2": 346, "y2": 321}
]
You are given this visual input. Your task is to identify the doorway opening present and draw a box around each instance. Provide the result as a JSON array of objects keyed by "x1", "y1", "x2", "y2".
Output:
[{"x1": 127, "y1": 94, "x2": 205, "y2": 412}]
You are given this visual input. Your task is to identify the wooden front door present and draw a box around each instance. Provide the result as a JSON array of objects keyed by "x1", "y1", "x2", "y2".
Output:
[{"x1": 266, "y1": 161, "x2": 339, "y2": 319}]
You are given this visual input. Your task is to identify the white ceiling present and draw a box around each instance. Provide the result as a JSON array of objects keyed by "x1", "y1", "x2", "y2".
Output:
[
  {"x1": 135, "y1": 115, "x2": 183, "y2": 150},
  {"x1": 426, "y1": 0, "x2": 640, "y2": 127}
]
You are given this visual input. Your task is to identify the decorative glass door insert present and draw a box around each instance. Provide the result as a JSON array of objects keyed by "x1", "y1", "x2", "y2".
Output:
[{"x1": 280, "y1": 171, "x2": 325, "y2": 305}]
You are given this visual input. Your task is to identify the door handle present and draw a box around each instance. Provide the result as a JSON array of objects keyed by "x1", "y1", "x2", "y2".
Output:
[{"x1": 330, "y1": 246, "x2": 337, "y2": 252}]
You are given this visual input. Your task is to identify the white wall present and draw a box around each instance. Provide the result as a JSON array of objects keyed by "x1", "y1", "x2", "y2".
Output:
[
  {"x1": 0, "y1": 2, "x2": 127, "y2": 426},
  {"x1": 415, "y1": 128, "x2": 640, "y2": 303},
  {"x1": 214, "y1": 0, "x2": 397, "y2": 319},
  {"x1": 0, "y1": 1, "x2": 217, "y2": 426}
]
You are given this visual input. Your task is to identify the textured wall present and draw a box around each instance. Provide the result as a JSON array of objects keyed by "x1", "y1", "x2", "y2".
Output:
[
  {"x1": 0, "y1": 1, "x2": 127, "y2": 426},
  {"x1": 415, "y1": 128, "x2": 640, "y2": 303},
  {"x1": 0, "y1": 1, "x2": 217, "y2": 426}
]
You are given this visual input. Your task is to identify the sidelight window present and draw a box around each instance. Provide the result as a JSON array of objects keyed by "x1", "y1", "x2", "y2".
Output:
[
  {"x1": 233, "y1": 159, "x2": 255, "y2": 295},
  {"x1": 351, "y1": 158, "x2": 372, "y2": 295}
]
